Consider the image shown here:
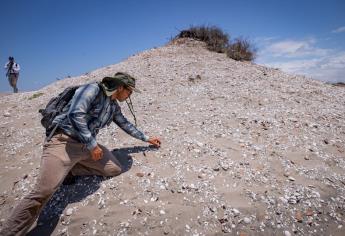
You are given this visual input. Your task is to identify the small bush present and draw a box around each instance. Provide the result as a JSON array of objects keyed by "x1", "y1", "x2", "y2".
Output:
[
  {"x1": 333, "y1": 82, "x2": 345, "y2": 87},
  {"x1": 28, "y1": 92, "x2": 44, "y2": 100},
  {"x1": 226, "y1": 38, "x2": 256, "y2": 61},
  {"x1": 173, "y1": 25, "x2": 256, "y2": 62},
  {"x1": 175, "y1": 25, "x2": 229, "y2": 53}
]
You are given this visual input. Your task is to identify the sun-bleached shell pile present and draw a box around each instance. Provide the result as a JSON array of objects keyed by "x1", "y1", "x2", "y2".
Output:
[{"x1": 1, "y1": 38, "x2": 344, "y2": 235}]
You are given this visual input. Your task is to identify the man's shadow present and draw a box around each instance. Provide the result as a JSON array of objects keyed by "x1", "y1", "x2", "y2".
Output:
[{"x1": 27, "y1": 145, "x2": 157, "y2": 236}]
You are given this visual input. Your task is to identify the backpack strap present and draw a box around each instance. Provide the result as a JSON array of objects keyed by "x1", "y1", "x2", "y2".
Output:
[
  {"x1": 44, "y1": 82, "x2": 103, "y2": 143},
  {"x1": 6, "y1": 61, "x2": 14, "y2": 76},
  {"x1": 45, "y1": 123, "x2": 59, "y2": 143}
]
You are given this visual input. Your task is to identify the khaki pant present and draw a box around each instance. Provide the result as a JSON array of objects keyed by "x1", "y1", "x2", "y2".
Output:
[
  {"x1": 0, "y1": 134, "x2": 122, "y2": 236},
  {"x1": 8, "y1": 73, "x2": 18, "y2": 93}
]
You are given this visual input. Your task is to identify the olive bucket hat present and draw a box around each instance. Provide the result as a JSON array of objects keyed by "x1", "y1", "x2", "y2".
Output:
[{"x1": 101, "y1": 72, "x2": 141, "y2": 96}]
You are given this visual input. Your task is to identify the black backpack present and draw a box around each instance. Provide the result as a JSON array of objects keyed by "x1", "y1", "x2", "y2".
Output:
[{"x1": 39, "y1": 85, "x2": 80, "y2": 131}]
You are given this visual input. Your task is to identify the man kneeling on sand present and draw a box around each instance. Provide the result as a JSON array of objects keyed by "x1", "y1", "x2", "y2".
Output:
[{"x1": 0, "y1": 72, "x2": 161, "y2": 236}]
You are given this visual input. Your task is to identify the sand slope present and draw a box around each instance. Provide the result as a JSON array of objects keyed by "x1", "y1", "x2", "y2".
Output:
[{"x1": 0, "y1": 39, "x2": 345, "y2": 235}]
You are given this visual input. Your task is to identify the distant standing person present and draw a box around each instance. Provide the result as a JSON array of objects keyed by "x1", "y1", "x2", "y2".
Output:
[{"x1": 4, "y1": 56, "x2": 20, "y2": 93}]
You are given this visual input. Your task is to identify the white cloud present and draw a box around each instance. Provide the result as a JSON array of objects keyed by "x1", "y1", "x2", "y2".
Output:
[
  {"x1": 267, "y1": 58, "x2": 320, "y2": 73},
  {"x1": 332, "y1": 26, "x2": 345, "y2": 33},
  {"x1": 257, "y1": 38, "x2": 345, "y2": 83},
  {"x1": 268, "y1": 40, "x2": 309, "y2": 55},
  {"x1": 262, "y1": 39, "x2": 330, "y2": 57}
]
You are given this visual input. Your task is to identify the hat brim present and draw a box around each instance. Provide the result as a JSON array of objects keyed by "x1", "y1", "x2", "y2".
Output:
[{"x1": 101, "y1": 83, "x2": 141, "y2": 96}]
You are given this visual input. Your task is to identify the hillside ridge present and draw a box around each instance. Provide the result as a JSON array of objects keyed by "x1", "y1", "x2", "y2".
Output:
[{"x1": 0, "y1": 39, "x2": 344, "y2": 235}]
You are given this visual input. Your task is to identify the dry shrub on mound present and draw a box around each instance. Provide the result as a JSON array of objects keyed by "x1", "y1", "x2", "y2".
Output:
[
  {"x1": 226, "y1": 38, "x2": 257, "y2": 61},
  {"x1": 175, "y1": 25, "x2": 229, "y2": 53},
  {"x1": 173, "y1": 25, "x2": 256, "y2": 62}
]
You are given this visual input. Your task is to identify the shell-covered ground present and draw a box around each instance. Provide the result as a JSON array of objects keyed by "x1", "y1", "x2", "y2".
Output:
[{"x1": 1, "y1": 39, "x2": 345, "y2": 235}]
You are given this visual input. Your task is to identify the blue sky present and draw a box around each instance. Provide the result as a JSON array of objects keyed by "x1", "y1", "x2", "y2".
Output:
[{"x1": 1, "y1": 0, "x2": 344, "y2": 92}]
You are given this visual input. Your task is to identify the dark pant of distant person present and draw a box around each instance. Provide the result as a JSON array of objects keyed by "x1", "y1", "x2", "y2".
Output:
[
  {"x1": 0, "y1": 133, "x2": 122, "y2": 236},
  {"x1": 8, "y1": 73, "x2": 18, "y2": 93}
]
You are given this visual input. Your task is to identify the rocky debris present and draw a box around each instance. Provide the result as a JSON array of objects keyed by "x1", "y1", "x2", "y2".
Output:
[
  {"x1": 0, "y1": 39, "x2": 345, "y2": 235},
  {"x1": 243, "y1": 217, "x2": 251, "y2": 224},
  {"x1": 3, "y1": 112, "x2": 11, "y2": 117},
  {"x1": 284, "y1": 231, "x2": 292, "y2": 236},
  {"x1": 288, "y1": 176, "x2": 296, "y2": 182},
  {"x1": 135, "y1": 172, "x2": 145, "y2": 177},
  {"x1": 65, "y1": 208, "x2": 73, "y2": 216}
]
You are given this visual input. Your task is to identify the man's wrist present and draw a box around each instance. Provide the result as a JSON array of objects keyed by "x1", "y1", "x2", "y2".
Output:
[
  {"x1": 143, "y1": 135, "x2": 150, "y2": 142},
  {"x1": 87, "y1": 140, "x2": 98, "y2": 151}
]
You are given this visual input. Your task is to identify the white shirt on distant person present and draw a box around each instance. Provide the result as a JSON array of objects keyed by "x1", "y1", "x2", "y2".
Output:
[{"x1": 4, "y1": 62, "x2": 20, "y2": 74}]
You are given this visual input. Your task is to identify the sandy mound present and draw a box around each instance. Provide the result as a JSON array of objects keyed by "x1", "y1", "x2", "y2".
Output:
[{"x1": 1, "y1": 39, "x2": 345, "y2": 235}]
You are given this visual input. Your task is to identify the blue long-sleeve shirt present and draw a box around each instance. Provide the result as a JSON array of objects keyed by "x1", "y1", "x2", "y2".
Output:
[{"x1": 52, "y1": 83, "x2": 149, "y2": 150}]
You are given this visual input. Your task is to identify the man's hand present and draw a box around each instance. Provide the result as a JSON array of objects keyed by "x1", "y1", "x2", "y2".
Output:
[
  {"x1": 148, "y1": 137, "x2": 161, "y2": 148},
  {"x1": 91, "y1": 145, "x2": 103, "y2": 161}
]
